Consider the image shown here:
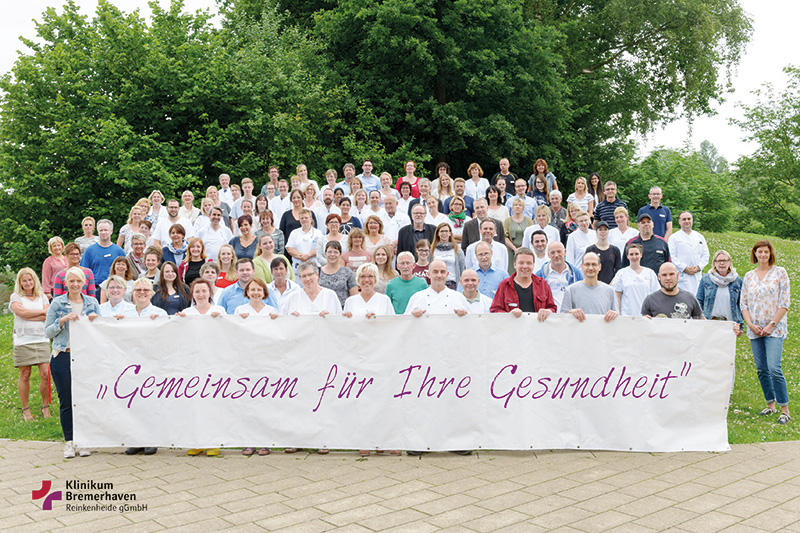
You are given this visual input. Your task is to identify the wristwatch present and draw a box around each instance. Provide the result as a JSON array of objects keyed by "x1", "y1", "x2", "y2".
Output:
[{"x1": 769, "y1": 321, "x2": 777, "y2": 327}]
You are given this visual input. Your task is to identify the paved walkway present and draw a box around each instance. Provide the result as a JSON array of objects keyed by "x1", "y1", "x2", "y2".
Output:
[{"x1": 4, "y1": 439, "x2": 800, "y2": 531}]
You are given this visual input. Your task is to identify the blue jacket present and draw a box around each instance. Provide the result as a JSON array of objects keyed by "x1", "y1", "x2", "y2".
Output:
[
  {"x1": 45, "y1": 293, "x2": 101, "y2": 353},
  {"x1": 534, "y1": 261, "x2": 584, "y2": 285},
  {"x1": 696, "y1": 273, "x2": 744, "y2": 328}
]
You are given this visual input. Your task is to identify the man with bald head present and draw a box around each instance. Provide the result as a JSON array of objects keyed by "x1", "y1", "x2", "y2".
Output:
[
  {"x1": 641, "y1": 263, "x2": 703, "y2": 319},
  {"x1": 404, "y1": 259, "x2": 470, "y2": 316},
  {"x1": 535, "y1": 241, "x2": 583, "y2": 312},
  {"x1": 460, "y1": 269, "x2": 492, "y2": 313},
  {"x1": 560, "y1": 252, "x2": 619, "y2": 322}
]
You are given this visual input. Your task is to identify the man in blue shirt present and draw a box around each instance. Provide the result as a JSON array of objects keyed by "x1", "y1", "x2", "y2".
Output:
[
  {"x1": 637, "y1": 186, "x2": 673, "y2": 239},
  {"x1": 219, "y1": 258, "x2": 278, "y2": 314},
  {"x1": 356, "y1": 159, "x2": 380, "y2": 192},
  {"x1": 474, "y1": 241, "x2": 509, "y2": 298},
  {"x1": 80, "y1": 219, "x2": 125, "y2": 287}
]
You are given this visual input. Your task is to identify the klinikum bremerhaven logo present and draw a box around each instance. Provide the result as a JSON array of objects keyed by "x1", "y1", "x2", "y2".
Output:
[{"x1": 32, "y1": 480, "x2": 146, "y2": 512}]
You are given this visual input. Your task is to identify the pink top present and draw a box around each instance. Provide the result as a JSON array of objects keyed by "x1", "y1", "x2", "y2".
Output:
[
  {"x1": 741, "y1": 266, "x2": 791, "y2": 340},
  {"x1": 41, "y1": 255, "x2": 68, "y2": 296}
]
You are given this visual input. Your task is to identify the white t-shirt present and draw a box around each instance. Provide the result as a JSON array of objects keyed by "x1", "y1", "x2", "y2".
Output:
[
  {"x1": 154, "y1": 217, "x2": 194, "y2": 246},
  {"x1": 566, "y1": 229, "x2": 597, "y2": 268},
  {"x1": 286, "y1": 227, "x2": 323, "y2": 268},
  {"x1": 608, "y1": 227, "x2": 639, "y2": 255},
  {"x1": 343, "y1": 293, "x2": 396, "y2": 316},
  {"x1": 463, "y1": 293, "x2": 492, "y2": 314},
  {"x1": 182, "y1": 304, "x2": 228, "y2": 316},
  {"x1": 522, "y1": 224, "x2": 560, "y2": 249},
  {"x1": 465, "y1": 240, "x2": 508, "y2": 273},
  {"x1": 196, "y1": 225, "x2": 234, "y2": 262},
  {"x1": 10, "y1": 293, "x2": 49, "y2": 345},
  {"x1": 234, "y1": 303, "x2": 279, "y2": 316},
  {"x1": 280, "y1": 287, "x2": 342, "y2": 315},
  {"x1": 611, "y1": 266, "x2": 660, "y2": 316}
]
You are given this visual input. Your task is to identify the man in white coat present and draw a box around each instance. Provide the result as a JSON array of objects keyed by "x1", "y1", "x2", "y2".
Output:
[{"x1": 668, "y1": 211, "x2": 709, "y2": 294}]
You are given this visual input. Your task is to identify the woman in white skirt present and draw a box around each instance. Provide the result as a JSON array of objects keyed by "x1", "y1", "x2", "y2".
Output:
[{"x1": 9, "y1": 268, "x2": 51, "y2": 421}]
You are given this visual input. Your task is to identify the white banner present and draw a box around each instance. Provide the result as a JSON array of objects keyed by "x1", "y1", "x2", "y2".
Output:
[{"x1": 72, "y1": 314, "x2": 735, "y2": 452}]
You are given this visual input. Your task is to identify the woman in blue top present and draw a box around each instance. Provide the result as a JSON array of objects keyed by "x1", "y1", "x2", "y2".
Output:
[{"x1": 45, "y1": 266, "x2": 101, "y2": 459}]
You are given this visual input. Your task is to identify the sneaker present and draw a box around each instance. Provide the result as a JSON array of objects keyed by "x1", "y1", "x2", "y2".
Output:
[
  {"x1": 64, "y1": 441, "x2": 76, "y2": 459},
  {"x1": 78, "y1": 448, "x2": 92, "y2": 457},
  {"x1": 759, "y1": 407, "x2": 778, "y2": 416},
  {"x1": 779, "y1": 413, "x2": 791, "y2": 425}
]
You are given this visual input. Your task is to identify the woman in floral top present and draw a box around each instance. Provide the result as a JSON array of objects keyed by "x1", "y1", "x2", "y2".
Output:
[{"x1": 741, "y1": 240, "x2": 791, "y2": 425}]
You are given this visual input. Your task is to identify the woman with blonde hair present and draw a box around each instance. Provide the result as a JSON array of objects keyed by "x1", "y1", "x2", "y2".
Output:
[
  {"x1": 559, "y1": 201, "x2": 582, "y2": 246},
  {"x1": 10, "y1": 268, "x2": 51, "y2": 422},
  {"x1": 446, "y1": 196, "x2": 471, "y2": 243},
  {"x1": 42, "y1": 236, "x2": 68, "y2": 299},
  {"x1": 215, "y1": 244, "x2": 238, "y2": 288},
  {"x1": 378, "y1": 172, "x2": 400, "y2": 204},
  {"x1": 194, "y1": 197, "x2": 215, "y2": 233},
  {"x1": 567, "y1": 177, "x2": 594, "y2": 214},
  {"x1": 117, "y1": 204, "x2": 146, "y2": 253},
  {"x1": 363, "y1": 215, "x2": 392, "y2": 256},
  {"x1": 342, "y1": 228, "x2": 372, "y2": 271},
  {"x1": 344, "y1": 262, "x2": 395, "y2": 317},
  {"x1": 696, "y1": 249, "x2": 744, "y2": 334},
  {"x1": 45, "y1": 266, "x2": 101, "y2": 458},
  {"x1": 178, "y1": 237, "x2": 211, "y2": 285},
  {"x1": 147, "y1": 190, "x2": 168, "y2": 225},
  {"x1": 296, "y1": 163, "x2": 319, "y2": 195},
  {"x1": 432, "y1": 173, "x2": 454, "y2": 201},
  {"x1": 373, "y1": 244, "x2": 398, "y2": 294},
  {"x1": 254, "y1": 233, "x2": 293, "y2": 284},
  {"x1": 75, "y1": 216, "x2": 99, "y2": 252}
]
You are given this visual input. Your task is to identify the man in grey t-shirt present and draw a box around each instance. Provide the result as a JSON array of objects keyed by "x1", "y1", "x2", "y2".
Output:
[
  {"x1": 641, "y1": 262, "x2": 703, "y2": 319},
  {"x1": 560, "y1": 252, "x2": 619, "y2": 322}
]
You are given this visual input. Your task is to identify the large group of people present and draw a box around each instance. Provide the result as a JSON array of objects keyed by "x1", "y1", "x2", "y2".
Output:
[{"x1": 9, "y1": 158, "x2": 791, "y2": 459}]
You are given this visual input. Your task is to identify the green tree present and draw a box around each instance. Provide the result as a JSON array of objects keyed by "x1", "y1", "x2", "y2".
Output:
[
  {"x1": 616, "y1": 147, "x2": 735, "y2": 233},
  {"x1": 732, "y1": 67, "x2": 800, "y2": 238}
]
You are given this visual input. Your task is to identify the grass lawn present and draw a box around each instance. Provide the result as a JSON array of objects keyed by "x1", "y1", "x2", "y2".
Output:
[{"x1": 0, "y1": 229, "x2": 798, "y2": 445}]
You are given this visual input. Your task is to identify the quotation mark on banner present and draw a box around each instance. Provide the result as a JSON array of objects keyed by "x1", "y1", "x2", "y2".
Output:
[
  {"x1": 97, "y1": 384, "x2": 108, "y2": 399},
  {"x1": 32, "y1": 480, "x2": 61, "y2": 510}
]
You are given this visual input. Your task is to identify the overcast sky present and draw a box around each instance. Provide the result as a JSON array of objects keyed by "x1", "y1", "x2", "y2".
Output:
[{"x1": 2, "y1": 1, "x2": 796, "y2": 165}]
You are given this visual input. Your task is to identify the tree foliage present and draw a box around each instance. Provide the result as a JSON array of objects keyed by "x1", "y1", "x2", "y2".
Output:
[
  {"x1": 616, "y1": 145, "x2": 735, "y2": 233},
  {"x1": 732, "y1": 67, "x2": 800, "y2": 239}
]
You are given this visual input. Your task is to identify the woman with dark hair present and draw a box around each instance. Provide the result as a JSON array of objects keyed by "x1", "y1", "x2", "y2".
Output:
[
  {"x1": 319, "y1": 241, "x2": 358, "y2": 308},
  {"x1": 587, "y1": 172, "x2": 604, "y2": 207},
  {"x1": 280, "y1": 189, "x2": 318, "y2": 237},
  {"x1": 397, "y1": 180, "x2": 414, "y2": 216},
  {"x1": 255, "y1": 210, "x2": 285, "y2": 256},
  {"x1": 230, "y1": 215, "x2": 258, "y2": 259},
  {"x1": 151, "y1": 261, "x2": 191, "y2": 315},
  {"x1": 431, "y1": 223, "x2": 465, "y2": 289},
  {"x1": 486, "y1": 185, "x2": 508, "y2": 224},
  {"x1": 338, "y1": 197, "x2": 362, "y2": 235},
  {"x1": 99, "y1": 256, "x2": 135, "y2": 303},
  {"x1": 316, "y1": 214, "x2": 348, "y2": 266},
  {"x1": 161, "y1": 223, "x2": 188, "y2": 265},
  {"x1": 236, "y1": 278, "x2": 279, "y2": 318},
  {"x1": 529, "y1": 174, "x2": 549, "y2": 207},
  {"x1": 529, "y1": 158, "x2": 558, "y2": 193},
  {"x1": 741, "y1": 239, "x2": 791, "y2": 424}
]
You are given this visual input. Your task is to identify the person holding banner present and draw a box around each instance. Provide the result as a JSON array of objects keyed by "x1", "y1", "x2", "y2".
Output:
[
  {"x1": 280, "y1": 261, "x2": 342, "y2": 317},
  {"x1": 560, "y1": 252, "x2": 619, "y2": 322},
  {"x1": 491, "y1": 248, "x2": 556, "y2": 319},
  {"x1": 741, "y1": 240, "x2": 791, "y2": 425},
  {"x1": 45, "y1": 266, "x2": 101, "y2": 459},
  {"x1": 696, "y1": 249, "x2": 744, "y2": 335},
  {"x1": 178, "y1": 279, "x2": 227, "y2": 317},
  {"x1": 343, "y1": 263, "x2": 395, "y2": 317},
  {"x1": 235, "y1": 279, "x2": 279, "y2": 318},
  {"x1": 404, "y1": 259, "x2": 470, "y2": 317}
]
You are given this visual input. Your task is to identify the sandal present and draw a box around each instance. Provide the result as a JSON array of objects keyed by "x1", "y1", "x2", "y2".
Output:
[
  {"x1": 779, "y1": 413, "x2": 791, "y2": 425},
  {"x1": 257, "y1": 448, "x2": 271, "y2": 456},
  {"x1": 359, "y1": 450, "x2": 371, "y2": 457},
  {"x1": 21, "y1": 407, "x2": 34, "y2": 422},
  {"x1": 759, "y1": 407, "x2": 778, "y2": 416},
  {"x1": 242, "y1": 447, "x2": 256, "y2": 456},
  {"x1": 284, "y1": 448, "x2": 298, "y2": 453},
  {"x1": 41, "y1": 404, "x2": 51, "y2": 419}
]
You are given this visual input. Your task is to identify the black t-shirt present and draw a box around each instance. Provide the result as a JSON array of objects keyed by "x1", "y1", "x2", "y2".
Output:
[
  {"x1": 641, "y1": 289, "x2": 703, "y2": 319},
  {"x1": 185, "y1": 260, "x2": 205, "y2": 286},
  {"x1": 585, "y1": 244, "x2": 621, "y2": 285},
  {"x1": 514, "y1": 282, "x2": 535, "y2": 313}
]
